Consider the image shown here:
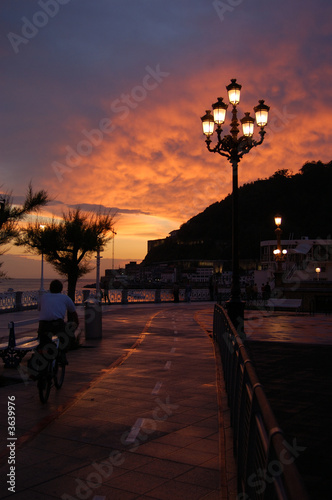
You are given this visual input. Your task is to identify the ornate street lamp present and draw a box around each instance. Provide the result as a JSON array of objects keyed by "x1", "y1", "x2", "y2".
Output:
[
  {"x1": 201, "y1": 79, "x2": 270, "y2": 334},
  {"x1": 273, "y1": 215, "x2": 287, "y2": 286}
]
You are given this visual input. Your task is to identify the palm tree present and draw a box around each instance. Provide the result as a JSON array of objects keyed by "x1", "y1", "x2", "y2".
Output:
[
  {"x1": 16, "y1": 207, "x2": 115, "y2": 300},
  {"x1": 0, "y1": 183, "x2": 49, "y2": 276}
]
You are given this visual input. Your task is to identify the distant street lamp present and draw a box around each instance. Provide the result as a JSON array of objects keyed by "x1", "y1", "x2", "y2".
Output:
[
  {"x1": 273, "y1": 215, "x2": 287, "y2": 286},
  {"x1": 39, "y1": 224, "x2": 46, "y2": 293},
  {"x1": 315, "y1": 267, "x2": 321, "y2": 281},
  {"x1": 201, "y1": 79, "x2": 270, "y2": 334},
  {"x1": 95, "y1": 247, "x2": 103, "y2": 300},
  {"x1": 112, "y1": 229, "x2": 117, "y2": 270}
]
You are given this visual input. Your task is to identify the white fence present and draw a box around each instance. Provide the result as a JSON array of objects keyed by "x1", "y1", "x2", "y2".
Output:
[{"x1": 0, "y1": 288, "x2": 212, "y2": 312}]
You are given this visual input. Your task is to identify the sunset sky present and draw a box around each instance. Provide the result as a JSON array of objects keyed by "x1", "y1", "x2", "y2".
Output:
[{"x1": 1, "y1": 0, "x2": 332, "y2": 279}]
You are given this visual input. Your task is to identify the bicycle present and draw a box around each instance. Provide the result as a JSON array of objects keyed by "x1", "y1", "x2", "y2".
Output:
[{"x1": 37, "y1": 337, "x2": 67, "y2": 403}]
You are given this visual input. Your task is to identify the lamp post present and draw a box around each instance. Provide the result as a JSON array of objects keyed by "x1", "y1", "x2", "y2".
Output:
[
  {"x1": 201, "y1": 79, "x2": 270, "y2": 334},
  {"x1": 273, "y1": 215, "x2": 287, "y2": 286},
  {"x1": 112, "y1": 229, "x2": 117, "y2": 271},
  {"x1": 315, "y1": 267, "x2": 321, "y2": 281},
  {"x1": 39, "y1": 224, "x2": 46, "y2": 293},
  {"x1": 95, "y1": 247, "x2": 102, "y2": 300}
]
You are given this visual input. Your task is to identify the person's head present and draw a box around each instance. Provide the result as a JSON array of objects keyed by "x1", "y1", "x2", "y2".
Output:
[{"x1": 50, "y1": 280, "x2": 63, "y2": 294}]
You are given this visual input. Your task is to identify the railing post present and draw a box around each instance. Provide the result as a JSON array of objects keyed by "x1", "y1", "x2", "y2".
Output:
[
  {"x1": 15, "y1": 291, "x2": 23, "y2": 311},
  {"x1": 121, "y1": 289, "x2": 128, "y2": 304},
  {"x1": 8, "y1": 322, "x2": 16, "y2": 348},
  {"x1": 155, "y1": 289, "x2": 161, "y2": 303}
]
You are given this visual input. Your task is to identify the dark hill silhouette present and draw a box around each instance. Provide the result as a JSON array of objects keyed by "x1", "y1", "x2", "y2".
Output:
[{"x1": 143, "y1": 161, "x2": 332, "y2": 264}]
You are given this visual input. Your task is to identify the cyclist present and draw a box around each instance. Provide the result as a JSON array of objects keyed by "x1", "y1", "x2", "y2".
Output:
[
  {"x1": 28, "y1": 280, "x2": 79, "y2": 380},
  {"x1": 38, "y1": 279, "x2": 79, "y2": 349}
]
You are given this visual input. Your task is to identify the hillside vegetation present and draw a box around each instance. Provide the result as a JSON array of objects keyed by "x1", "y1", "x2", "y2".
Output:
[{"x1": 143, "y1": 161, "x2": 332, "y2": 264}]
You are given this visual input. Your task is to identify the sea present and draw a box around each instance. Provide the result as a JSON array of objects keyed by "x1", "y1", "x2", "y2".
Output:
[{"x1": 0, "y1": 277, "x2": 95, "y2": 293}]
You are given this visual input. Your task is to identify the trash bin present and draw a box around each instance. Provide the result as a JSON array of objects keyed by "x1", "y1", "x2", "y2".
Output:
[{"x1": 84, "y1": 298, "x2": 102, "y2": 339}]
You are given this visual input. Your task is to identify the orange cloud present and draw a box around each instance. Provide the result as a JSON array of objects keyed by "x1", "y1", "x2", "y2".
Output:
[{"x1": 46, "y1": 58, "x2": 332, "y2": 232}]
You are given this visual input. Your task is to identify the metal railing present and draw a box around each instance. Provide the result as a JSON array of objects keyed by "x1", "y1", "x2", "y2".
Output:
[{"x1": 213, "y1": 304, "x2": 309, "y2": 500}]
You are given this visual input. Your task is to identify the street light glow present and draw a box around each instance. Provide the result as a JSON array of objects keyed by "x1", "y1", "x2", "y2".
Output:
[{"x1": 274, "y1": 215, "x2": 282, "y2": 227}]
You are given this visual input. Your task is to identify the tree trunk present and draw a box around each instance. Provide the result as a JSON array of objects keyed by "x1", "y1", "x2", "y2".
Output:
[{"x1": 67, "y1": 274, "x2": 78, "y2": 302}]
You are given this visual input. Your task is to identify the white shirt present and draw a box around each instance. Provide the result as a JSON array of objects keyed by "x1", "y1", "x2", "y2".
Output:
[{"x1": 39, "y1": 292, "x2": 76, "y2": 321}]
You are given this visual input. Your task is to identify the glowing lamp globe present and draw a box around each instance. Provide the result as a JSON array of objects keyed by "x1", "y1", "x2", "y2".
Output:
[
  {"x1": 201, "y1": 110, "x2": 215, "y2": 137},
  {"x1": 274, "y1": 215, "x2": 282, "y2": 227},
  {"x1": 241, "y1": 112, "x2": 255, "y2": 137},
  {"x1": 254, "y1": 100, "x2": 270, "y2": 127},
  {"x1": 212, "y1": 97, "x2": 228, "y2": 125},
  {"x1": 226, "y1": 78, "x2": 242, "y2": 105}
]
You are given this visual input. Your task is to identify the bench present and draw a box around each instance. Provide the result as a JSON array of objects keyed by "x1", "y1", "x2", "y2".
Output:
[
  {"x1": 266, "y1": 298, "x2": 302, "y2": 312},
  {"x1": 0, "y1": 319, "x2": 39, "y2": 368}
]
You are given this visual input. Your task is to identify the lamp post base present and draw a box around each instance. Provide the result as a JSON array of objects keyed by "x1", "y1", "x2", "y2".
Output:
[
  {"x1": 274, "y1": 270, "x2": 284, "y2": 288},
  {"x1": 226, "y1": 299, "x2": 245, "y2": 338}
]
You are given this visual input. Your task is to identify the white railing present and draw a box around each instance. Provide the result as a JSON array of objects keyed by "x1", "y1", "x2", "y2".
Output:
[
  {"x1": 127, "y1": 290, "x2": 156, "y2": 303},
  {"x1": 160, "y1": 289, "x2": 175, "y2": 302},
  {"x1": 0, "y1": 287, "x2": 213, "y2": 311},
  {"x1": 108, "y1": 290, "x2": 123, "y2": 303},
  {"x1": 21, "y1": 290, "x2": 39, "y2": 308},
  {"x1": 0, "y1": 292, "x2": 16, "y2": 310}
]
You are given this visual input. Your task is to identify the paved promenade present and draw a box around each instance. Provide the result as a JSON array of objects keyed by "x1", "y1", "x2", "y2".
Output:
[
  {"x1": 0, "y1": 303, "x2": 226, "y2": 500},
  {"x1": 1, "y1": 304, "x2": 332, "y2": 499}
]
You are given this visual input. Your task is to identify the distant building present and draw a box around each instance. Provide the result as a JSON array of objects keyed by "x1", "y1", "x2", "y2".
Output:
[
  {"x1": 147, "y1": 230, "x2": 179, "y2": 253},
  {"x1": 182, "y1": 266, "x2": 214, "y2": 283},
  {"x1": 260, "y1": 237, "x2": 332, "y2": 282}
]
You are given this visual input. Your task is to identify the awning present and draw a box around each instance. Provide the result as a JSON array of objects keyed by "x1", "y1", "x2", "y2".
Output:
[{"x1": 289, "y1": 242, "x2": 312, "y2": 254}]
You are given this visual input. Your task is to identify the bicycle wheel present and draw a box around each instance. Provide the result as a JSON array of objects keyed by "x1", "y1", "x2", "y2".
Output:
[
  {"x1": 54, "y1": 351, "x2": 66, "y2": 389},
  {"x1": 38, "y1": 367, "x2": 52, "y2": 403}
]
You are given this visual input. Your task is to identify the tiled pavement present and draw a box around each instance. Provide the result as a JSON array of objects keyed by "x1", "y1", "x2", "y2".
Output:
[
  {"x1": 0, "y1": 303, "x2": 227, "y2": 500},
  {"x1": 1, "y1": 304, "x2": 332, "y2": 499}
]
